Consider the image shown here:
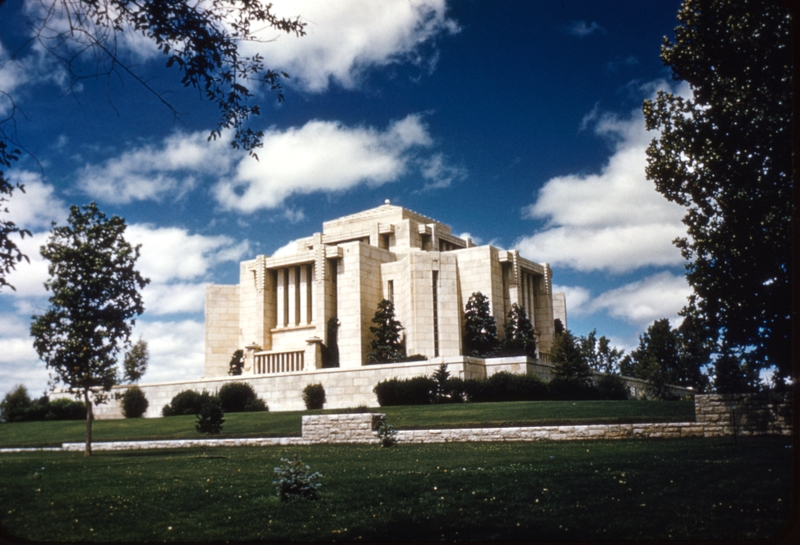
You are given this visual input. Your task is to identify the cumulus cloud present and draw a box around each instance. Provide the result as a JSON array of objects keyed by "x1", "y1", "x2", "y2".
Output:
[
  {"x1": 515, "y1": 82, "x2": 690, "y2": 274},
  {"x1": 247, "y1": 0, "x2": 460, "y2": 92},
  {"x1": 132, "y1": 320, "x2": 205, "y2": 384},
  {"x1": 587, "y1": 272, "x2": 691, "y2": 328},
  {"x1": 418, "y1": 153, "x2": 467, "y2": 191},
  {"x1": 3, "y1": 171, "x2": 68, "y2": 229},
  {"x1": 552, "y1": 284, "x2": 591, "y2": 316},
  {"x1": 214, "y1": 114, "x2": 436, "y2": 212},
  {"x1": 76, "y1": 131, "x2": 234, "y2": 204}
]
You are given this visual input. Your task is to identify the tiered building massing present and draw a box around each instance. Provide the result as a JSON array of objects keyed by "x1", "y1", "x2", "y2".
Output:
[{"x1": 205, "y1": 203, "x2": 566, "y2": 378}]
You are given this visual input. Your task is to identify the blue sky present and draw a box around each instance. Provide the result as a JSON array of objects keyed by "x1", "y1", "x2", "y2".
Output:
[{"x1": 0, "y1": 0, "x2": 694, "y2": 396}]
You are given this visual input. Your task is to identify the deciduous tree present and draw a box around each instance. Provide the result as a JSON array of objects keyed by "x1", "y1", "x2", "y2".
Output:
[
  {"x1": 122, "y1": 338, "x2": 148, "y2": 383},
  {"x1": 642, "y1": 0, "x2": 791, "y2": 382},
  {"x1": 30, "y1": 203, "x2": 149, "y2": 456}
]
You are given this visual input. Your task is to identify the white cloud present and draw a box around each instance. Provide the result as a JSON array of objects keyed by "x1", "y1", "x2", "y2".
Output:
[
  {"x1": 552, "y1": 284, "x2": 591, "y2": 316},
  {"x1": 133, "y1": 320, "x2": 205, "y2": 384},
  {"x1": 250, "y1": 0, "x2": 460, "y2": 92},
  {"x1": 3, "y1": 171, "x2": 68, "y2": 229},
  {"x1": 1, "y1": 231, "x2": 52, "y2": 298},
  {"x1": 587, "y1": 272, "x2": 691, "y2": 328},
  {"x1": 76, "y1": 131, "x2": 234, "y2": 204},
  {"x1": 0, "y1": 42, "x2": 30, "y2": 115},
  {"x1": 418, "y1": 153, "x2": 467, "y2": 190},
  {"x1": 515, "y1": 82, "x2": 690, "y2": 274},
  {"x1": 272, "y1": 239, "x2": 302, "y2": 258},
  {"x1": 215, "y1": 114, "x2": 435, "y2": 212}
]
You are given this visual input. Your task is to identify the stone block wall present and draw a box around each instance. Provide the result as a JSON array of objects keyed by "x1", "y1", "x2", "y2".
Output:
[
  {"x1": 695, "y1": 393, "x2": 792, "y2": 436},
  {"x1": 302, "y1": 413, "x2": 384, "y2": 444}
]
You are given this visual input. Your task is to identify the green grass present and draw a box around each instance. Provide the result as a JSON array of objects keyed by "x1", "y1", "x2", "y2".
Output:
[
  {"x1": 0, "y1": 436, "x2": 791, "y2": 542},
  {"x1": 0, "y1": 400, "x2": 695, "y2": 448}
]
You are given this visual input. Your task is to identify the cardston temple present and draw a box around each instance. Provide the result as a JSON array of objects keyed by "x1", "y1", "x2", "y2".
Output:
[{"x1": 204, "y1": 202, "x2": 566, "y2": 378}]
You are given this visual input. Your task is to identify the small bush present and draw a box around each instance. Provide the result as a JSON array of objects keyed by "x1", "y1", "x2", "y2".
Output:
[
  {"x1": 1, "y1": 385, "x2": 32, "y2": 423},
  {"x1": 443, "y1": 376, "x2": 466, "y2": 403},
  {"x1": 162, "y1": 389, "x2": 205, "y2": 417},
  {"x1": 374, "y1": 376, "x2": 435, "y2": 406},
  {"x1": 44, "y1": 398, "x2": 87, "y2": 420},
  {"x1": 596, "y1": 374, "x2": 629, "y2": 400},
  {"x1": 548, "y1": 377, "x2": 601, "y2": 401},
  {"x1": 302, "y1": 383, "x2": 326, "y2": 410},
  {"x1": 273, "y1": 456, "x2": 322, "y2": 501},
  {"x1": 219, "y1": 382, "x2": 260, "y2": 413},
  {"x1": 195, "y1": 395, "x2": 224, "y2": 435},
  {"x1": 377, "y1": 420, "x2": 398, "y2": 447},
  {"x1": 120, "y1": 386, "x2": 149, "y2": 418}
]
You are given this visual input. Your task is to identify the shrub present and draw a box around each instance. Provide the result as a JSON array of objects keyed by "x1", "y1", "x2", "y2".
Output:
[
  {"x1": 195, "y1": 395, "x2": 224, "y2": 435},
  {"x1": 548, "y1": 377, "x2": 601, "y2": 401},
  {"x1": 121, "y1": 386, "x2": 149, "y2": 418},
  {"x1": 302, "y1": 383, "x2": 326, "y2": 410},
  {"x1": 377, "y1": 420, "x2": 398, "y2": 447},
  {"x1": 463, "y1": 372, "x2": 549, "y2": 403},
  {"x1": 219, "y1": 382, "x2": 261, "y2": 413},
  {"x1": 596, "y1": 374, "x2": 630, "y2": 400},
  {"x1": 44, "y1": 398, "x2": 87, "y2": 420},
  {"x1": 444, "y1": 377, "x2": 466, "y2": 403},
  {"x1": 243, "y1": 398, "x2": 268, "y2": 412},
  {"x1": 273, "y1": 456, "x2": 322, "y2": 501},
  {"x1": 373, "y1": 376, "x2": 435, "y2": 406},
  {"x1": 162, "y1": 389, "x2": 204, "y2": 417}
]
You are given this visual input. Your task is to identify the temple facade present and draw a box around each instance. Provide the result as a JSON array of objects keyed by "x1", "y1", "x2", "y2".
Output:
[{"x1": 204, "y1": 202, "x2": 567, "y2": 378}]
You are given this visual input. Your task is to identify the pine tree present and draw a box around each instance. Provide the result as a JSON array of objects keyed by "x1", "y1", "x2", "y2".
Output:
[
  {"x1": 550, "y1": 330, "x2": 592, "y2": 384},
  {"x1": 368, "y1": 299, "x2": 405, "y2": 363},
  {"x1": 463, "y1": 292, "x2": 499, "y2": 357},
  {"x1": 502, "y1": 303, "x2": 536, "y2": 357}
]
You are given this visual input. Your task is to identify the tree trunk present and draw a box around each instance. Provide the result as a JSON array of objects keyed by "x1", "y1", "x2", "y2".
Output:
[{"x1": 84, "y1": 390, "x2": 93, "y2": 457}]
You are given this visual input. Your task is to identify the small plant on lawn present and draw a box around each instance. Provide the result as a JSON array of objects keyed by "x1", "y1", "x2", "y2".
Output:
[
  {"x1": 432, "y1": 363, "x2": 450, "y2": 402},
  {"x1": 376, "y1": 420, "x2": 398, "y2": 447},
  {"x1": 273, "y1": 455, "x2": 322, "y2": 501},
  {"x1": 120, "y1": 386, "x2": 149, "y2": 418},
  {"x1": 195, "y1": 394, "x2": 225, "y2": 435},
  {"x1": 302, "y1": 383, "x2": 326, "y2": 410}
]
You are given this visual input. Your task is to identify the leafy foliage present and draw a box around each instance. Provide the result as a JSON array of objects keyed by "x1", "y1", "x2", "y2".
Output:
[
  {"x1": 228, "y1": 349, "x2": 244, "y2": 376},
  {"x1": 367, "y1": 299, "x2": 405, "y2": 364},
  {"x1": 376, "y1": 421, "x2": 398, "y2": 448},
  {"x1": 120, "y1": 386, "x2": 149, "y2": 418},
  {"x1": 30, "y1": 203, "x2": 148, "y2": 455},
  {"x1": 550, "y1": 330, "x2": 592, "y2": 385},
  {"x1": 712, "y1": 349, "x2": 761, "y2": 394},
  {"x1": 195, "y1": 395, "x2": 224, "y2": 435},
  {"x1": 463, "y1": 292, "x2": 499, "y2": 357},
  {"x1": 642, "y1": 0, "x2": 791, "y2": 382},
  {"x1": 273, "y1": 456, "x2": 322, "y2": 501},
  {"x1": 595, "y1": 374, "x2": 630, "y2": 401},
  {"x1": 162, "y1": 390, "x2": 205, "y2": 417},
  {"x1": 501, "y1": 304, "x2": 537, "y2": 357},
  {"x1": 627, "y1": 319, "x2": 709, "y2": 398},
  {"x1": 302, "y1": 383, "x2": 326, "y2": 410},
  {"x1": 0, "y1": 385, "x2": 33, "y2": 423},
  {"x1": 373, "y1": 377, "x2": 435, "y2": 407},
  {"x1": 122, "y1": 338, "x2": 149, "y2": 383},
  {"x1": 0, "y1": 140, "x2": 31, "y2": 293},
  {"x1": 218, "y1": 382, "x2": 263, "y2": 413},
  {"x1": 579, "y1": 330, "x2": 624, "y2": 374}
]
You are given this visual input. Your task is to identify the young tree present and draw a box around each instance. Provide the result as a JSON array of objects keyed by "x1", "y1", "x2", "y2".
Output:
[
  {"x1": 368, "y1": 299, "x2": 405, "y2": 364},
  {"x1": 30, "y1": 203, "x2": 149, "y2": 456},
  {"x1": 122, "y1": 338, "x2": 149, "y2": 383},
  {"x1": 502, "y1": 303, "x2": 537, "y2": 357},
  {"x1": 643, "y1": 0, "x2": 792, "y2": 383},
  {"x1": 580, "y1": 329, "x2": 625, "y2": 374},
  {"x1": 432, "y1": 363, "x2": 450, "y2": 402},
  {"x1": 463, "y1": 292, "x2": 499, "y2": 357},
  {"x1": 550, "y1": 330, "x2": 592, "y2": 384},
  {"x1": 195, "y1": 394, "x2": 225, "y2": 436},
  {"x1": 228, "y1": 349, "x2": 244, "y2": 376},
  {"x1": 0, "y1": 1, "x2": 307, "y2": 289}
]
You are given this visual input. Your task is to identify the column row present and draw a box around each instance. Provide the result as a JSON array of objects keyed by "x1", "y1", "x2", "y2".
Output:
[{"x1": 275, "y1": 264, "x2": 314, "y2": 327}]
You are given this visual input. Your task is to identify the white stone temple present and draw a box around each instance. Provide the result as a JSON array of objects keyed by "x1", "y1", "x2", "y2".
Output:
[{"x1": 204, "y1": 202, "x2": 567, "y2": 378}]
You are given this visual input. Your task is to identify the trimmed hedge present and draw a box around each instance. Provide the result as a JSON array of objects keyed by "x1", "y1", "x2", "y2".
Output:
[
  {"x1": 596, "y1": 374, "x2": 630, "y2": 400},
  {"x1": 121, "y1": 386, "x2": 149, "y2": 418},
  {"x1": 219, "y1": 382, "x2": 266, "y2": 413},
  {"x1": 548, "y1": 377, "x2": 601, "y2": 401},
  {"x1": 162, "y1": 390, "x2": 205, "y2": 417},
  {"x1": 464, "y1": 372, "x2": 549, "y2": 403},
  {"x1": 374, "y1": 376, "x2": 436, "y2": 406},
  {"x1": 302, "y1": 383, "x2": 326, "y2": 410}
]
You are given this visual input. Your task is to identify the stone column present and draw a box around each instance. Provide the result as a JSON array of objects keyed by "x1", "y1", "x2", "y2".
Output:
[
  {"x1": 287, "y1": 267, "x2": 298, "y2": 326},
  {"x1": 276, "y1": 268, "x2": 286, "y2": 327},
  {"x1": 299, "y1": 264, "x2": 310, "y2": 325}
]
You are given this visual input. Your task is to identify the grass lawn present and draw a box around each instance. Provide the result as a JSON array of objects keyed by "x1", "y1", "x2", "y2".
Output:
[
  {"x1": 0, "y1": 436, "x2": 791, "y2": 542},
  {"x1": 0, "y1": 399, "x2": 695, "y2": 448}
]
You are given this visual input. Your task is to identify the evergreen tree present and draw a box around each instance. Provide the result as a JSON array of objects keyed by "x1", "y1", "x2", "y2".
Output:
[
  {"x1": 368, "y1": 299, "x2": 405, "y2": 363},
  {"x1": 580, "y1": 329, "x2": 625, "y2": 374},
  {"x1": 195, "y1": 395, "x2": 225, "y2": 435},
  {"x1": 550, "y1": 330, "x2": 592, "y2": 384},
  {"x1": 643, "y1": 0, "x2": 791, "y2": 383},
  {"x1": 502, "y1": 303, "x2": 536, "y2": 357},
  {"x1": 463, "y1": 292, "x2": 499, "y2": 357}
]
